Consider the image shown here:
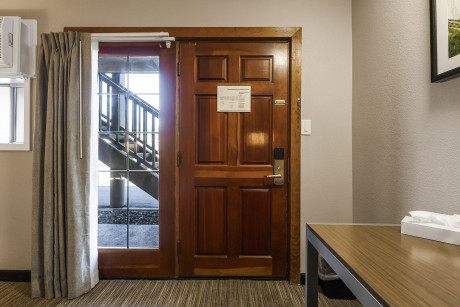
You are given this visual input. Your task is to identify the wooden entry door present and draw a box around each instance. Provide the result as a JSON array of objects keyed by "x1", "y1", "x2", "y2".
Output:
[{"x1": 179, "y1": 41, "x2": 289, "y2": 276}]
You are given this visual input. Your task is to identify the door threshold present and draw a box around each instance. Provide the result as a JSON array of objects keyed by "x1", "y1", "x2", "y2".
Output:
[
  {"x1": 178, "y1": 276, "x2": 288, "y2": 281},
  {"x1": 100, "y1": 276, "x2": 288, "y2": 281}
]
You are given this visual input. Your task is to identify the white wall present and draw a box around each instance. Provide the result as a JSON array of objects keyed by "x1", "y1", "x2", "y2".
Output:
[
  {"x1": 0, "y1": 0, "x2": 353, "y2": 273},
  {"x1": 353, "y1": 0, "x2": 460, "y2": 223}
]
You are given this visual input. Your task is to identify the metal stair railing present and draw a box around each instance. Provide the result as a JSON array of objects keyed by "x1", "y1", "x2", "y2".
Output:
[{"x1": 98, "y1": 72, "x2": 159, "y2": 170}]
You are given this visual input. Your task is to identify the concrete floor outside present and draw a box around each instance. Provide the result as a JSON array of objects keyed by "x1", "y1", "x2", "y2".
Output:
[{"x1": 98, "y1": 185, "x2": 159, "y2": 248}]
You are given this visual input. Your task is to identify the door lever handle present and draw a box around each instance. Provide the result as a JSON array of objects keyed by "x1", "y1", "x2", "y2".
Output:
[{"x1": 266, "y1": 174, "x2": 282, "y2": 178}]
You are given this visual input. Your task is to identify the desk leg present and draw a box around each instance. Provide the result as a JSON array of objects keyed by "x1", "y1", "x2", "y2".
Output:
[{"x1": 305, "y1": 240, "x2": 318, "y2": 306}]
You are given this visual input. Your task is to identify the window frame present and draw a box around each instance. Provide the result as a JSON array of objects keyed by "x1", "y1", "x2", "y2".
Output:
[{"x1": 0, "y1": 77, "x2": 31, "y2": 151}]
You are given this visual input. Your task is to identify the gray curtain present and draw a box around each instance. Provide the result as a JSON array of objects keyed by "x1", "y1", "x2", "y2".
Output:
[{"x1": 32, "y1": 31, "x2": 99, "y2": 299}]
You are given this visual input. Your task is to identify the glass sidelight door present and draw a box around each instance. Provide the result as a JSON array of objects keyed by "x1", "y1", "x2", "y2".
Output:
[
  {"x1": 96, "y1": 42, "x2": 176, "y2": 277},
  {"x1": 97, "y1": 55, "x2": 160, "y2": 249}
]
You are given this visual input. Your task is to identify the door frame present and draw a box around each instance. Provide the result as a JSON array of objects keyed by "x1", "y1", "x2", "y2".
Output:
[{"x1": 65, "y1": 27, "x2": 301, "y2": 284}]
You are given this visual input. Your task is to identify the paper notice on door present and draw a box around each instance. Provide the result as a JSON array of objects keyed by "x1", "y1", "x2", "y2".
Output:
[{"x1": 217, "y1": 86, "x2": 251, "y2": 112}]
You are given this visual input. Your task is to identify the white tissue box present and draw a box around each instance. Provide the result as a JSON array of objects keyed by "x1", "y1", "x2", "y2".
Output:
[{"x1": 401, "y1": 216, "x2": 460, "y2": 246}]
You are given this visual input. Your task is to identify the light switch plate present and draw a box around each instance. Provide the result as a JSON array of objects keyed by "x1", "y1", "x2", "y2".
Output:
[{"x1": 301, "y1": 119, "x2": 311, "y2": 135}]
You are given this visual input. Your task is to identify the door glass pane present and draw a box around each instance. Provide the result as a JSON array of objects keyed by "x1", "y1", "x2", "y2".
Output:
[
  {"x1": 98, "y1": 53, "x2": 160, "y2": 249},
  {"x1": 127, "y1": 131, "x2": 159, "y2": 170},
  {"x1": 99, "y1": 56, "x2": 128, "y2": 75},
  {"x1": 98, "y1": 170, "x2": 128, "y2": 247},
  {"x1": 128, "y1": 172, "x2": 159, "y2": 248},
  {"x1": 99, "y1": 132, "x2": 128, "y2": 171},
  {"x1": 98, "y1": 94, "x2": 129, "y2": 132},
  {"x1": 137, "y1": 94, "x2": 160, "y2": 111},
  {"x1": 129, "y1": 56, "x2": 159, "y2": 74},
  {"x1": 129, "y1": 74, "x2": 159, "y2": 94}
]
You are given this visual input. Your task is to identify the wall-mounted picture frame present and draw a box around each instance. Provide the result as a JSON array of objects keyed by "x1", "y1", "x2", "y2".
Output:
[{"x1": 431, "y1": 0, "x2": 460, "y2": 82}]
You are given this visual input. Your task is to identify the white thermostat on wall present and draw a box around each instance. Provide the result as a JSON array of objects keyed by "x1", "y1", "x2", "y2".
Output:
[{"x1": 0, "y1": 16, "x2": 37, "y2": 77}]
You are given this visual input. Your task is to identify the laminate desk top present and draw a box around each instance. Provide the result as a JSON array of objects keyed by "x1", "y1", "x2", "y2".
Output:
[{"x1": 306, "y1": 224, "x2": 460, "y2": 306}]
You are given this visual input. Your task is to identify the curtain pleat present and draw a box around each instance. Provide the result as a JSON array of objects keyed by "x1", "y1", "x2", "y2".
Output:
[{"x1": 32, "y1": 31, "x2": 98, "y2": 299}]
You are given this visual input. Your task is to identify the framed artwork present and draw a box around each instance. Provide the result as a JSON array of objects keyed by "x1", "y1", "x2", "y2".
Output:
[{"x1": 431, "y1": 0, "x2": 460, "y2": 82}]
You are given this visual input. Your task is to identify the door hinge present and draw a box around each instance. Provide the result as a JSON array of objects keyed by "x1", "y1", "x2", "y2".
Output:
[
  {"x1": 177, "y1": 62, "x2": 181, "y2": 76},
  {"x1": 287, "y1": 157, "x2": 290, "y2": 184},
  {"x1": 177, "y1": 240, "x2": 181, "y2": 255},
  {"x1": 177, "y1": 151, "x2": 182, "y2": 167}
]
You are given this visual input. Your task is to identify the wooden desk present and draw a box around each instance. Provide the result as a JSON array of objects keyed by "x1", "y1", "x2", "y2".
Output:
[{"x1": 306, "y1": 224, "x2": 460, "y2": 306}]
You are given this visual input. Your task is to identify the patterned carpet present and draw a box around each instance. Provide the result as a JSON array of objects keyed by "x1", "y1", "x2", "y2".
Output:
[{"x1": 0, "y1": 280, "x2": 362, "y2": 307}]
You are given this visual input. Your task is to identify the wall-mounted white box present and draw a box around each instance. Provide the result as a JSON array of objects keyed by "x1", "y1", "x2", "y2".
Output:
[{"x1": 0, "y1": 16, "x2": 37, "y2": 77}]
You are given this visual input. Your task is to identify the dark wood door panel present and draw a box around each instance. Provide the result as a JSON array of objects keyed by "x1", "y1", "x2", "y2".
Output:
[
  {"x1": 196, "y1": 96, "x2": 228, "y2": 164},
  {"x1": 196, "y1": 56, "x2": 228, "y2": 81},
  {"x1": 196, "y1": 187, "x2": 227, "y2": 255},
  {"x1": 241, "y1": 188, "x2": 272, "y2": 255},
  {"x1": 240, "y1": 56, "x2": 273, "y2": 82},
  {"x1": 179, "y1": 41, "x2": 289, "y2": 277},
  {"x1": 240, "y1": 96, "x2": 273, "y2": 165}
]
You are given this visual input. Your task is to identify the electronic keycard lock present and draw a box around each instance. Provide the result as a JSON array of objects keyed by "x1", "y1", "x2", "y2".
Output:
[{"x1": 266, "y1": 148, "x2": 284, "y2": 186}]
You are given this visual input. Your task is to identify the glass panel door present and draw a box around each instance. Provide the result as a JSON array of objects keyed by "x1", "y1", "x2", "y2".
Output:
[
  {"x1": 95, "y1": 42, "x2": 176, "y2": 278},
  {"x1": 97, "y1": 55, "x2": 160, "y2": 249}
]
